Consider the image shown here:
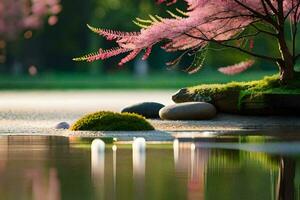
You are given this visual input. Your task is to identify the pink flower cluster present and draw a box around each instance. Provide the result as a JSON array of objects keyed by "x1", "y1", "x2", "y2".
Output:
[
  {"x1": 77, "y1": 0, "x2": 300, "y2": 73},
  {"x1": 0, "y1": 0, "x2": 62, "y2": 40},
  {"x1": 218, "y1": 60, "x2": 255, "y2": 75}
]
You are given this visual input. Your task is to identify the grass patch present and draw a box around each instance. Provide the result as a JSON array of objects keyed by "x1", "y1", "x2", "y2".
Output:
[
  {"x1": 70, "y1": 111, "x2": 154, "y2": 131},
  {"x1": 0, "y1": 70, "x2": 275, "y2": 90}
]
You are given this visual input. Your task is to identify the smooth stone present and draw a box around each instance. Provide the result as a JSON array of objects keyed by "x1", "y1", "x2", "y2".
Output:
[
  {"x1": 159, "y1": 102, "x2": 217, "y2": 120},
  {"x1": 121, "y1": 102, "x2": 165, "y2": 118},
  {"x1": 55, "y1": 122, "x2": 70, "y2": 129}
]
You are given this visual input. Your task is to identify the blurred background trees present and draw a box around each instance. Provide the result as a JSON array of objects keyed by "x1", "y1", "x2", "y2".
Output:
[
  {"x1": 0, "y1": 0, "x2": 293, "y2": 87},
  {"x1": 0, "y1": 0, "x2": 61, "y2": 75}
]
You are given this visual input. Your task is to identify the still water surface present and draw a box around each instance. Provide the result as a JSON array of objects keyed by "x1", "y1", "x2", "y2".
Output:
[{"x1": 0, "y1": 136, "x2": 299, "y2": 200}]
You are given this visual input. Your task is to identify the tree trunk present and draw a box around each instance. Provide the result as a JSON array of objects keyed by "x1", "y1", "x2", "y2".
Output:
[
  {"x1": 277, "y1": 60, "x2": 295, "y2": 84},
  {"x1": 277, "y1": 31, "x2": 295, "y2": 84},
  {"x1": 276, "y1": 1, "x2": 295, "y2": 84}
]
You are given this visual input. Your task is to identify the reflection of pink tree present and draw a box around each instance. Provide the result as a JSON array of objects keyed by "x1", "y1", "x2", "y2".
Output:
[
  {"x1": 26, "y1": 168, "x2": 61, "y2": 200},
  {"x1": 173, "y1": 141, "x2": 209, "y2": 200},
  {"x1": 0, "y1": 137, "x2": 8, "y2": 173}
]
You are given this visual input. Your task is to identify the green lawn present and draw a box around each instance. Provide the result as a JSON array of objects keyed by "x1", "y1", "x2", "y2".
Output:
[{"x1": 0, "y1": 70, "x2": 277, "y2": 90}]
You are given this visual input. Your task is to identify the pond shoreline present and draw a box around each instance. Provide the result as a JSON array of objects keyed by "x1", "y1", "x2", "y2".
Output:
[
  {"x1": 2, "y1": 114, "x2": 300, "y2": 141},
  {"x1": 152, "y1": 114, "x2": 300, "y2": 131},
  {"x1": 69, "y1": 114, "x2": 300, "y2": 140}
]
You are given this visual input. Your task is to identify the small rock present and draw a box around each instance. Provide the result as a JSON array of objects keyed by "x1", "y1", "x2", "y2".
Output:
[
  {"x1": 121, "y1": 102, "x2": 165, "y2": 118},
  {"x1": 159, "y1": 102, "x2": 217, "y2": 120},
  {"x1": 55, "y1": 122, "x2": 70, "y2": 129}
]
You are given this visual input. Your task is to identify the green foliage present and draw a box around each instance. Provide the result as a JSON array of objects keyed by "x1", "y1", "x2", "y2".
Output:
[
  {"x1": 70, "y1": 111, "x2": 154, "y2": 131},
  {"x1": 184, "y1": 47, "x2": 208, "y2": 74}
]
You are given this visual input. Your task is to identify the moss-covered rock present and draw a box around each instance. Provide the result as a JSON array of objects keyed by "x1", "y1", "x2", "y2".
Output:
[
  {"x1": 70, "y1": 111, "x2": 154, "y2": 131},
  {"x1": 172, "y1": 75, "x2": 300, "y2": 114}
]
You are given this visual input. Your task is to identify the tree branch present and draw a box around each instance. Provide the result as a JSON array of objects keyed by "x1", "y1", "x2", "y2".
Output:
[
  {"x1": 292, "y1": 2, "x2": 300, "y2": 58},
  {"x1": 233, "y1": 0, "x2": 279, "y2": 29},
  {"x1": 263, "y1": 0, "x2": 278, "y2": 14},
  {"x1": 184, "y1": 32, "x2": 280, "y2": 62},
  {"x1": 250, "y1": 23, "x2": 277, "y2": 37}
]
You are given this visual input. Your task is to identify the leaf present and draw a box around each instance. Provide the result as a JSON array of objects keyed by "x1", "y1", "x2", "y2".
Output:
[
  {"x1": 175, "y1": 8, "x2": 189, "y2": 17},
  {"x1": 133, "y1": 20, "x2": 149, "y2": 29},
  {"x1": 166, "y1": 10, "x2": 183, "y2": 19},
  {"x1": 184, "y1": 47, "x2": 207, "y2": 74}
]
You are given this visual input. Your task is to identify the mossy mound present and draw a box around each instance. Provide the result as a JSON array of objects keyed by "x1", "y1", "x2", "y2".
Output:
[
  {"x1": 70, "y1": 111, "x2": 154, "y2": 131},
  {"x1": 173, "y1": 74, "x2": 300, "y2": 114}
]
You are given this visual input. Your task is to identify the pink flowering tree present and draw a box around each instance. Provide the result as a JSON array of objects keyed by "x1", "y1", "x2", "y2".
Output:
[
  {"x1": 0, "y1": 0, "x2": 61, "y2": 68},
  {"x1": 0, "y1": 0, "x2": 61, "y2": 40},
  {"x1": 75, "y1": 0, "x2": 300, "y2": 84}
]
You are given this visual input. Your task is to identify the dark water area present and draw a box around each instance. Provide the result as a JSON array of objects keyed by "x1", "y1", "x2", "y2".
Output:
[{"x1": 0, "y1": 135, "x2": 299, "y2": 200}]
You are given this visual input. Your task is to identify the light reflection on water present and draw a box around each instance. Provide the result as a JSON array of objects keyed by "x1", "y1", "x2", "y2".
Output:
[
  {"x1": 132, "y1": 138, "x2": 146, "y2": 200},
  {"x1": 91, "y1": 139, "x2": 105, "y2": 200},
  {"x1": 0, "y1": 136, "x2": 299, "y2": 200}
]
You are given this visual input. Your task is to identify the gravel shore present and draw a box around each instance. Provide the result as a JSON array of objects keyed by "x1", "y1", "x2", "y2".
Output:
[{"x1": 1, "y1": 90, "x2": 299, "y2": 141}]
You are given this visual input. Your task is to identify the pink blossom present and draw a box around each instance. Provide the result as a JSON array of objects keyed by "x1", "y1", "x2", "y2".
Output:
[
  {"x1": 48, "y1": 16, "x2": 58, "y2": 26},
  {"x1": 76, "y1": 0, "x2": 300, "y2": 68},
  {"x1": 218, "y1": 60, "x2": 255, "y2": 75}
]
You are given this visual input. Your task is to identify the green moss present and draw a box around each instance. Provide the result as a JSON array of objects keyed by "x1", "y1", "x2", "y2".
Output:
[
  {"x1": 70, "y1": 111, "x2": 154, "y2": 131},
  {"x1": 189, "y1": 75, "x2": 279, "y2": 95},
  {"x1": 189, "y1": 74, "x2": 300, "y2": 98}
]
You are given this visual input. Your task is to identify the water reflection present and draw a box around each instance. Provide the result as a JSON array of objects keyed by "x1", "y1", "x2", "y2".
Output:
[
  {"x1": 112, "y1": 145, "x2": 117, "y2": 200},
  {"x1": 0, "y1": 136, "x2": 300, "y2": 200},
  {"x1": 91, "y1": 139, "x2": 105, "y2": 200},
  {"x1": 132, "y1": 138, "x2": 146, "y2": 200},
  {"x1": 0, "y1": 137, "x2": 8, "y2": 173},
  {"x1": 26, "y1": 168, "x2": 61, "y2": 200},
  {"x1": 0, "y1": 136, "x2": 63, "y2": 200},
  {"x1": 174, "y1": 139, "x2": 300, "y2": 200},
  {"x1": 132, "y1": 138, "x2": 146, "y2": 178},
  {"x1": 174, "y1": 141, "x2": 209, "y2": 200},
  {"x1": 88, "y1": 137, "x2": 300, "y2": 200},
  {"x1": 276, "y1": 157, "x2": 295, "y2": 200}
]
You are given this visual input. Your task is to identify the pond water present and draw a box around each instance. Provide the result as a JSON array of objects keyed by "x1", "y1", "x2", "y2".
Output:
[{"x1": 0, "y1": 135, "x2": 299, "y2": 200}]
